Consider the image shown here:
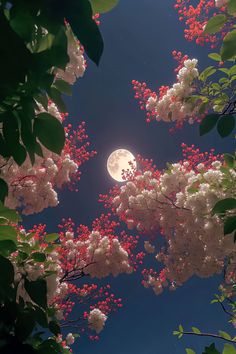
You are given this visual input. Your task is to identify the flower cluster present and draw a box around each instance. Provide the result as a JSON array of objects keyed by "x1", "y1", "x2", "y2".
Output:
[
  {"x1": 55, "y1": 26, "x2": 86, "y2": 85},
  {"x1": 132, "y1": 52, "x2": 200, "y2": 130},
  {"x1": 174, "y1": 0, "x2": 231, "y2": 47},
  {"x1": 6, "y1": 213, "x2": 138, "y2": 347},
  {"x1": 1, "y1": 102, "x2": 96, "y2": 215},
  {"x1": 103, "y1": 145, "x2": 236, "y2": 294}
]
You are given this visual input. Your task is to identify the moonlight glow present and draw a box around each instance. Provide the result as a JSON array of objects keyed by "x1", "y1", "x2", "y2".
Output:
[{"x1": 107, "y1": 149, "x2": 136, "y2": 182}]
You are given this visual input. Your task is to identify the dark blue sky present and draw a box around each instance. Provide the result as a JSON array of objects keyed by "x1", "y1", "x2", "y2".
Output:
[{"x1": 24, "y1": 0, "x2": 235, "y2": 353}]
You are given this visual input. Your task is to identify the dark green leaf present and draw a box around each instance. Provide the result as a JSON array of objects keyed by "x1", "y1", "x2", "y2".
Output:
[
  {"x1": 224, "y1": 216, "x2": 236, "y2": 235},
  {"x1": 34, "y1": 306, "x2": 48, "y2": 328},
  {"x1": 199, "y1": 66, "x2": 216, "y2": 81},
  {"x1": 199, "y1": 114, "x2": 219, "y2": 135},
  {"x1": 34, "y1": 113, "x2": 65, "y2": 154},
  {"x1": 227, "y1": 0, "x2": 236, "y2": 15},
  {"x1": 0, "y1": 240, "x2": 17, "y2": 257},
  {"x1": 15, "y1": 311, "x2": 36, "y2": 341},
  {"x1": 0, "y1": 178, "x2": 8, "y2": 203},
  {"x1": 25, "y1": 278, "x2": 47, "y2": 309},
  {"x1": 203, "y1": 343, "x2": 220, "y2": 354},
  {"x1": 0, "y1": 254, "x2": 14, "y2": 285},
  {"x1": 31, "y1": 252, "x2": 46, "y2": 262},
  {"x1": 49, "y1": 87, "x2": 67, "y2": 112},
  {"x1": 53, "y1": 80, "x2": 72, "y2": 96},
  {"x1": 62, "y1": 0, "x2": 104, "y2": 65},
  {"x1": 38, "y1": 339, "x2": 62, "y2": 354},
  {"x1": 221, "y1": 30, "x2": 236, "y2": 61},
  {"x1": 217, "y1": 115, "x2": 235, "y2": 137},
  {"x1": 212, "y1": 198, "x2": 236, "y2": 214},
  {"x1": 49, "y1": 320, "x2": 61, "y2": 335}
]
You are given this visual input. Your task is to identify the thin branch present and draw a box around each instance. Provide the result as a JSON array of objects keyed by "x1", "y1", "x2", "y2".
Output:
[{"x1": 181, "y1": 331, "x2": 236, "y2": 344}]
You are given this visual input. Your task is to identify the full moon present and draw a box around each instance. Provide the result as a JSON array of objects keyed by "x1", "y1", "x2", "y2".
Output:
[{"x1": 107, "y1": 149, "x2": 136, "y2": 182}]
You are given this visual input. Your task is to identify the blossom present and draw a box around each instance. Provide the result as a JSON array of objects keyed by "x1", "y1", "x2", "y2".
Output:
[
  {"x1": 88, "y1": 309, "x2": 107, "y2": 333},
  {"x1": 103, "y1": 145, "x2": 236, "y2": 294},
  {"x1": 2, "y1": 102, "x2": 95, "y2": 215}
]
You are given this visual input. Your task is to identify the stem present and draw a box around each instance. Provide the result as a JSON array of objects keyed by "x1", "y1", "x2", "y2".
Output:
[{"x1": 181, "y1": 331, "x2": 236, "y2": 344}]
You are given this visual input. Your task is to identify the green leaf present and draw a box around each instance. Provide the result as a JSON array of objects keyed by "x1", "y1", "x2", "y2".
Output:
[
  {"x1": 224, "y1": 216, "x2": 236, "y2": 235},
  {"x1": 179, "y1": 324, "x2": 183, "y2": 332},
  {"x1": 0, "y1": 225, "x2": 17, "y2": 243},
  {"x1": 224, "y1": 153, "x2": 235, "y2": 167},
  {"x1": 186, "y1": 349, "x2": 196, "y2": 354},
  {"x1": 34, "y1": 33, "x2": 55, "y2": 53},
  {"x1": 223, "y1": 344, "x2": 236, "y2": 354},
  {"x1": 63, "y1": 0, "x2": 104, "y2": 65},
  {"x1": 0, "y1": 178, "x2": 8, "y2": 203},
  {"x1": 53, "y1": 79, "x2": 72, "y2": 96},
  {"x1": 219, "y1": 331, "x2": 231, "y2": 340},
  {"x1": 0, "y1": 254, "x2": 14, "y2": 285},
  {"x1": 212, "y1": 198, "x2": 236, "y2": 214},
  {"x1": 31, "y1": 252, "x2": 46, "y2": 262},
  {"x1": 90, "y1": 0, "x2": 119, "y2": 13},
  {"x1": 192, "y1": 327, "x2": 201, "y2": 334},
  {"x1": 49, "y1": 87, "x2": 67, "y2": 112},
  {"x1": 0, "y1": 240, "x2": 17, "y2": 257},
  {"x1": 15, "y1": 311, "x2": 36, "y2": 341},
  {"x1": 200, "y1": 114, "x2": 219, "y2": 135},
  {"x1": 34, "y1": 113, "x2": 65, "y2": 154},
  {"x1": 38, "y1": 339, "x2": 62, "y2": 354},
  {"x1": 199, "y1": 66, "x2": 216, "y2": 81},
  {"x1": 34, "y1": 306, "x2": 48, "y2": 328},
  {"x1": 208, "y1": 53, "x2": 222, "y2": 61},
  {"x1": 25, "y1": 278, "x2": 47, "y2": 309},
  {"x1": 217, "y1": 115, "x2": 235, "y2": 137},
  {"x1": 227, "y1": 0, "x2": 236, "y2": 15},
  {"x1": 45, "y1": 233, "x2": 59, "y2": 243},
  {"x1": 49, "y1": 321, "x2": 61, "y2": 335},
  {"x1": 204, "y1": 14, "x2": 227, "y2": 34},
  {"x1": 0, "y1": 202, "x2": 21, "y2": 223},
  {"x1": 221, "y1": 30, "x2": 236, "y2": 61},
  {"x1": 203, "y1": 343, "x2": 220, "y2": 354}
]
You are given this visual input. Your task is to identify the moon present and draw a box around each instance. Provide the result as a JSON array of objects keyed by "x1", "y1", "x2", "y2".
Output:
[{"x1": 107, "y1": 149, "x2": 137, "y2": 182}]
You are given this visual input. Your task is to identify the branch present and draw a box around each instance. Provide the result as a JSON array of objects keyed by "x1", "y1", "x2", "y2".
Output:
[{"x1": 180, "y1": 331, "x2": 236, "y2": 344}]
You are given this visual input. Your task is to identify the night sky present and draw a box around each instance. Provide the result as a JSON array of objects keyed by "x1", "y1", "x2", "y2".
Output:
[{"x1": 24, "y1": 1, "x2": 235, "y2": 353}]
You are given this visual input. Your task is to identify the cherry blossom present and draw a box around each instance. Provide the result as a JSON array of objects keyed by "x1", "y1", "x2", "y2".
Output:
[
  {"x1": 1, "y1": 102, "x2": 96, "y2": 215},
  {"x1": 102, "y1": 145, "x2": 236, "y2": 294}
]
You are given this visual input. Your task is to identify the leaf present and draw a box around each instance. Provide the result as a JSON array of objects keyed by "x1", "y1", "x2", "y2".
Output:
[
  {"x1": 227, "y1": 0, "x2": 236, "y2": 15},
  {"x1": 179, "y1": 324, "x2": 183, "y2": 332},
  {"x1": 34, "y1": 306, "x2": 48, "y2": 328},
  {"x1": 224, "y1": 153, "x2": 235, "y2": 167},
  {"x1": 224, "y1": 216, "x2": 236, "y2": 235},
  {"x1": 199, "y1": 114, "x2": 219, "y2": 135},
  {"x1": 0, "y1": 178, "x2": 8, "y2": 203},
  {"x1": 192, "y1": 327, "x2": 201, "y2": 334},
  {"x1": 90, "y1": 0, "x2": 119, "y2": 13},
  {"x1": 208, "y1": 53, "x2": 222, "y2": 61},
  {"x1": 219, "y1": 331, "x2": 231, "y2": 340},
  {"x1": 204, "y1": 14, "x2": 227, "y2": 34},
  {"x1": 49, "y1": 87, "x2": 67, "y2": 112},
  {"x1": 45, "y1": 233, "x2": 59, "y2": 242},
  {"x1": 15, "y1": 311, "x2": 36, "y2": 341},
  {"x1": 221, "y1": 30, "x2": 236, "y2": 61},
  {"x1": 62, "y1": 0, "x2": 104, "y2": 65},
  {"x1": 0, "y1": 254, "x2": 14, "y2": 285},
  {"x1": 34, "y1": 113, "x2": 65, "y2": 154},
  {"x1": 217, "y1": 115, "x2": 235, "y2": 137},
  {"x1": 203, "y1": 343, "x2": 220, "y2": 354},
  {"x1": 53, "y1": 79, "x2": 72, "y2": 96},
  {"x1": 186, "y1": 349, "x2": 196, "y2": 354},
  {"x1": 212, "y1": 198, "x2": 236, "y2": 215},
  {"x1": 223, "y1": 344, "x2": 236, "y2": 354},
  {"x1": 199, "y1": 66, "x2": 216, "y2": 81},
  {"x1": 0, "y1": 202, "x2": 21, "y2": 223},
  {"x1": 0, "y1": 240, "x2": 17, "y2": 257},
  {"x1": 24, "y1": 278, "x2": 47, "y2": 309},
  {"x1": 0, "y1": 225, "x2": 17, "y2": 243},
  {"x1": 49, "y1": 321, "x2": 61, "y2": 336},
  {"x1": 38, "y1": 339, "x2": 62, "y2": 354},
  {"x1": 31, "y1": 252, "x2": 46, "y2": 262}
]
